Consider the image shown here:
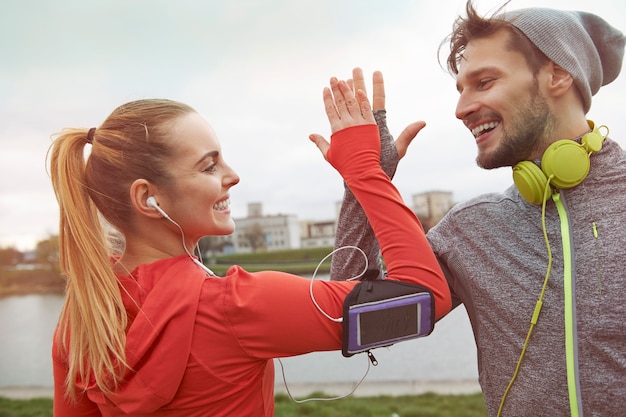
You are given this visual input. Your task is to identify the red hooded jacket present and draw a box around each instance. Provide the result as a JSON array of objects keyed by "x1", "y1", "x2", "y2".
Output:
[{"x1": 52, "y1": 124, "x2": 451, "y2": 416}]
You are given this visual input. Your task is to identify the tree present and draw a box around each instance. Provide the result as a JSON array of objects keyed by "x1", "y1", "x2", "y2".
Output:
[
  {"x1": 198, "y1": 235, "x2": 231, "y2": 258},
  {"x1": 243, "y1": 223, "x2": 266, "y2": 253},
  {"x1": 36, "y1": 235, "x2": 59, "y2": 267},
  {"x1": 0, "y1": 246, "x2": 22, "y2": 266}
]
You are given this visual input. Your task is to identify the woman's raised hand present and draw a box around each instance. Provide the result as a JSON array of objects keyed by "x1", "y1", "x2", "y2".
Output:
[{"x1": 309, "y1": 73, "x2": 376, "y2": 161}]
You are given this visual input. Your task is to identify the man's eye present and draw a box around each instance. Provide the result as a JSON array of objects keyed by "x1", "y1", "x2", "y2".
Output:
[{"x1": 479, "y1": 79, "x2": 494, "y2": 89}]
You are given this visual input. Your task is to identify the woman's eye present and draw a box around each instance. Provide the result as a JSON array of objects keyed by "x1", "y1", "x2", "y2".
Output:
[{"x1": 203, "y1": 163, "x2": 217, "y2": 173}]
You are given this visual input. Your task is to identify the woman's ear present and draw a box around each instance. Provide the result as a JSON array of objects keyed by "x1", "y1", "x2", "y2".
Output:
[{"x1": 130, "y1": 179, "x2": 162, "y2": 219}]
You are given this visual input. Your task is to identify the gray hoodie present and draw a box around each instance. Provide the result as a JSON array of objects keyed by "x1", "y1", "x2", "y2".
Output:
[{"x1": 331, "y1": 111, "x2": 626, "y2": 416}]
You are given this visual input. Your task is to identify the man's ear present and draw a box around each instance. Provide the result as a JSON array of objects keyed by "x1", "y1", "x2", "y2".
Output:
[
  {"x1": 129, "y1": 179, "x2": 162, "y2": 219},
  {"x1": 548, "y1": 62, "x2": 575, "y2": 98}
]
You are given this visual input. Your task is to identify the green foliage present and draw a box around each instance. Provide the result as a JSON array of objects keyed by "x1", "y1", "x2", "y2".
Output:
[{"x1": 0, "y1": 393, "x2": 487, "y2": 417}]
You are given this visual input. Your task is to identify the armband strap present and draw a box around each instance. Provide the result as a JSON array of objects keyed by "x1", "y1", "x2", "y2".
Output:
[{"x1": 342, "y1": 277, "x2": 435, "y2": 357}]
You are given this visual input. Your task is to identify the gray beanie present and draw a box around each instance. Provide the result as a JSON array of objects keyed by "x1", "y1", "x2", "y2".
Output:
[{"x1": 501, "y1": 8, "x2": 625, "y2": 113}]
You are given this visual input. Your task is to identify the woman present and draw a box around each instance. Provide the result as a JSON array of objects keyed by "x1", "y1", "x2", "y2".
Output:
[{"x1": 49, "y1": 72, "x2": 451, "y2": 416}]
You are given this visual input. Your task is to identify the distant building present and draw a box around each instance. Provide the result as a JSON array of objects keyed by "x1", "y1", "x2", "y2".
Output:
[
  {"x1": 246, "y1": 202, "x2": 263, "y2": 218},
  {"x1": 300, "y1": 219, "x2": 336, "y2": 248},
  {"x1": 230, "y1": 203, "x2": 301, "y2": 253},
  {"x1": 411, "y1": 191, "x2": 455, "y2": 230},
  {"x1": 203, "y1": 191, "x2": 455, "y2": 255}
]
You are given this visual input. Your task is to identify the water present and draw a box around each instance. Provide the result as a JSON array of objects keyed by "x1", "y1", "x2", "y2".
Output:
[
  {"x1": 0, "y1": 294, "x2": 478, "y2": 388},
  {"x1": 0, "y1": 295, "x2": 64, "y2": 387}
]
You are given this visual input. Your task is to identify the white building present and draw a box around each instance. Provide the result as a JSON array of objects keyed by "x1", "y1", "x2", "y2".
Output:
[
  {"x1": 411, "y1": 191, "x2": 455, "y2": 229},
  {"x1": 230, "y1": 203, "x2": 301, "y2": 253},
  {"x1": 300, "y1": 219, "x2": 336, "y2": 248}
]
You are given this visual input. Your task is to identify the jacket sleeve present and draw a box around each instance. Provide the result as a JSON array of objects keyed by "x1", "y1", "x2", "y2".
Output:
[
  {"x1": 327, "y1": 124, "x2": 451, "y2": 319},
  {"x1": 330, "y1": 110, "x2": 399, "y2": 281},
  {"x1": 52, "y1": 353, "x2": 102, "y2": 417}
]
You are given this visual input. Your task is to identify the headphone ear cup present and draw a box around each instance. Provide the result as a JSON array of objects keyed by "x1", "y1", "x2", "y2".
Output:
[
  {"x1": 581, "y1": 128, "x2": 604, "y2": 153},
  {"x1": 513, "y1": 160, "x2": 550, "y2": 204},
  {"x1": 541, "y1": 140, "x2": 590, "y2": 189}
]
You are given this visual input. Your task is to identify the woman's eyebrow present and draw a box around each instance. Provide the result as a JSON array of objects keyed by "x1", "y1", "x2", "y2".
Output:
[{"x1": 195, "y1": 150, "x2": 219, "y2": 167}]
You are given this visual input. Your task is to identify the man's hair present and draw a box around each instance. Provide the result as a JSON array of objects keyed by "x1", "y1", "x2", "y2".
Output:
[{"x1": 442, "y1": 1, "x2": 549, "y2": 77}]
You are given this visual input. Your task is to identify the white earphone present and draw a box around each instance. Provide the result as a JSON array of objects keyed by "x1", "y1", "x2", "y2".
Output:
[{"x1": 146, "y1": 196, "x2": 170, "y2": 219}]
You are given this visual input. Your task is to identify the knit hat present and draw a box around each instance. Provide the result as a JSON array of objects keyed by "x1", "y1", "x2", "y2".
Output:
[{"x1": 501, "y1": 8, "x2": 625, "y2": 113}]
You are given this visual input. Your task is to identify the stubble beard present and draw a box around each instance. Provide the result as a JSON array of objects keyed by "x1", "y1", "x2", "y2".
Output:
[{"x1": 476, "y1": 84, "x2": 553, "y2": 170}]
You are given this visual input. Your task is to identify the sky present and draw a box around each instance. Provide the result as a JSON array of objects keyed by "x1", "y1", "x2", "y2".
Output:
[{"x1": 1, "y1": 0, "x2": 625, "y2": 251}]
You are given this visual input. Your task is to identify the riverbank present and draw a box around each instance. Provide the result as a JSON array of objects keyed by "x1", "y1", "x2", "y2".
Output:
[
  {"x1": 0, "y1": 379, "x2": 481, "y2": 400},
  {"x1": 0, "y1": 268, "x2": 64, "y2": 298}
]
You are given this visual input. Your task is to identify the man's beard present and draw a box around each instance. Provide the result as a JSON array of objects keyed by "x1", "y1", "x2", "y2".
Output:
[{"x1": 477, "y1": 87, "x2": 553, "y2": 170}]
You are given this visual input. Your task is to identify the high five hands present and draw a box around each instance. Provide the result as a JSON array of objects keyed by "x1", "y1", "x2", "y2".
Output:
[
  {"x1": 310, "y1": 67, "x2": 426, "y2": 161},
  {"x1": 308, "y1": 75, "x2": 376, "y2": 161}
]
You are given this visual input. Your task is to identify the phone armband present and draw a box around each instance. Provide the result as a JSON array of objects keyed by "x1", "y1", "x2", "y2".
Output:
[{"x1": 342, "y1": 278, "x2": 435, "y2": 357}]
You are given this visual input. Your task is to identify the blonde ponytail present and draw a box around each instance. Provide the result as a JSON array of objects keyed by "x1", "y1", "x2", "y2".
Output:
[{"x1": 49, "y1": 129, "x2": 128, "y2": 399}]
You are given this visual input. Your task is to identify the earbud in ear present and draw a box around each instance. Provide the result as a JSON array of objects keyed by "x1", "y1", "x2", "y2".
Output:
[
  {"x1": 146, "y1": 196, "x2": 170, "y2": 219},
  {"x1": 146, "y1": 196, "x2": 158, "y2": 208}
]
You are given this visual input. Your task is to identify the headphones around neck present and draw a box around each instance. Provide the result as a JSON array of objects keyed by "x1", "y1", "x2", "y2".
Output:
[{"x1": 512, "y1": 120, "x2": 607, "y2": 204}]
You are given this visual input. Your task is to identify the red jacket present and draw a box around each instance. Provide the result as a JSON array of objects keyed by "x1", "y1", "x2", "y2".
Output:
[{"x1": 52, "y1": 124, "x2": 451, "y2": 416}]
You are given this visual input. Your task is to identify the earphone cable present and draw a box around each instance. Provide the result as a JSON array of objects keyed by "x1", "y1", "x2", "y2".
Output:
[
  {"x1": 308, "y1": 245, "x2": 369, "y2": 323},
  {"x1": 163, "y1": 213, "x2": 216, "y2": 276},
  {"x1": 278, "y1": 245, "x2": 372, "y2": 403},
  {"x1": 497, "y1": 176, "x2": 555, "y2": 417},
  {"x1": 277, "y1": 354, "x2": 371, "y2": 403}
]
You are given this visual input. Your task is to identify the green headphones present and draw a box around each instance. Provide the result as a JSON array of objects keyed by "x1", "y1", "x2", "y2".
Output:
[{"x1": 512, "y1": 120, "x2": 607, "y2": 204}]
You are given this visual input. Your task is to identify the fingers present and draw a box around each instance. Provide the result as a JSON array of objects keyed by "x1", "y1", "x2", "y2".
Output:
[
  {"x1": 322, "y1": 85, "x2": 343, "y2": 133},
  {"x1": 327, "y1": 77, "x2": 374, "y2": 129},
  {"x1": 355, "y1": 89, "x2": 375, "y2": 124},
  {"x1": 350, "y1": 67, "x2": 385, "y2": 110},
  {"x1": 337, "y1": 80, "x2": 361, "y2": 120},
  {"x1": 395, "y1": 121, "x2": 426, "y2": 159},
  {"x1": 309, "y1": 133, "x2": 330, "y2": 160},
  {"x1": 352, "y1": 67, "x2": 367, "y2": 97},
  {"x1": 372, "y1": 71, "x2": 385, "y2": 110}
]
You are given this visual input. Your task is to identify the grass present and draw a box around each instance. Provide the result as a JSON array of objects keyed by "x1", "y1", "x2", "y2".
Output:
[
  {"x1": 209, "y1": 246, "x2": 335, "y2": 275},
  {"x1": 274, "y1": 392, "x2": 487, "y2": 417},
  {"x1": 0, "y1": 397, "x2": 54, "y2": 417},
  {"x1": 0, "y1": 392, "x2": 487, "y2": 417}
]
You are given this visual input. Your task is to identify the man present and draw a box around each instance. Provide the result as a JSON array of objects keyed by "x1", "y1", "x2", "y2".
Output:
[{"x1": 313, "y1": 2, "x2": 626, "y2": 416}]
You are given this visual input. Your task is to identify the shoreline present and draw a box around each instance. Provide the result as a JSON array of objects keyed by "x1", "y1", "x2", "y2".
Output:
[{"x1": 0, "y1": 379, "x2": 481, "y2": 400}]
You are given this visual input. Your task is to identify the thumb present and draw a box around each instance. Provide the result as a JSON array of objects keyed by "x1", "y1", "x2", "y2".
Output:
[
  {"x1": 396, "y1": 121, "x2": 426, "y2": 159},
  {"x1": 309, "y1": 133, "x2": 330, "y2": 161}
]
